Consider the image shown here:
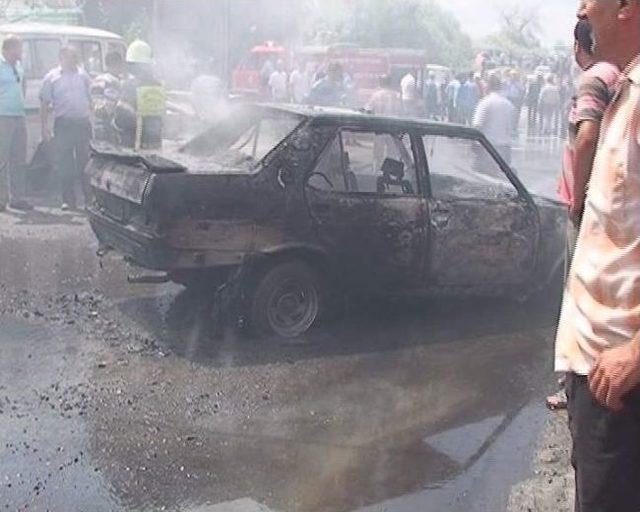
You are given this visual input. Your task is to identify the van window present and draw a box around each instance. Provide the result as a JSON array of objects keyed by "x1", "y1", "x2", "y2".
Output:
[
  {"x1": 21, "y1": 41, "x2": 35, "y2": 79},
  {"x1": 70, "y1": 40, "x2": 103, "y2": 74},
  {"x1": 33, "y1": 39, "x2": 61, "y2": 77},
  {"x1": 107, "y1": 42, "x2": 126, "y2": 59}
]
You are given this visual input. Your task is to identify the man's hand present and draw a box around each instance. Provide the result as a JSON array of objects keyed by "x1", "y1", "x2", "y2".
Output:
[{"x1": 589, "y1": 340, "x2": 640, "y2": 411}]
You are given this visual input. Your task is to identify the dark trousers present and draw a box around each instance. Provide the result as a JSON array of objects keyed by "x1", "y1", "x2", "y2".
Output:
[
  {"x1": 566, "y1": 373, "x2": 640, "y2": 512},
  {"x1": 53, "y1": 117, "x2": 92, "y2": 208},
  {"x1": 527, "y1": 104, "x2": 538, "y2": 135}
]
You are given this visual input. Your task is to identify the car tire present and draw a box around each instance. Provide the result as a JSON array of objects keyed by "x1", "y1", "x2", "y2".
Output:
[{"x1": 250, "y1": 260, "x2": 324, "y2": 338}]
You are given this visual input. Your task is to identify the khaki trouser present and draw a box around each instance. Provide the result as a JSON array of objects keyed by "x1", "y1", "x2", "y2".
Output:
[{"x1": 0, "y1": 116, "x2": 27, "y2": 206}]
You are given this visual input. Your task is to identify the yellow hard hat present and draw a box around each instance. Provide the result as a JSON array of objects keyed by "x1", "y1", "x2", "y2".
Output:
[{"x1": 126, "y1": 40, "x2": 153, "y2": 65}]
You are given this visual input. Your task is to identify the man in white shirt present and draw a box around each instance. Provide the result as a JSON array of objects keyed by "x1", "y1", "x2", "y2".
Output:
[
  {"x1": 472, "y1": 74, "x2": 515, "y2": 165},
  {"x1": 289, "y1": 61, "x2": 310, "y2": 104},
  {"x1": 268, "y1": 60, "x2": 288, "y2": 103},
  {"x1": 400, "y1": 70, "x2": 418, "y2": 116}
]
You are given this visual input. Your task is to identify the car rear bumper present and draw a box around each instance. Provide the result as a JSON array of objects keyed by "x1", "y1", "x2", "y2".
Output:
[{"x1": 88, "y1": 208, "x2": 246, "y2": 271}]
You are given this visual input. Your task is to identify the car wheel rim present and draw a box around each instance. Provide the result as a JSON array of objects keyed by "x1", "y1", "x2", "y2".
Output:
[{"x1": 266, "y1": 278, "x2": 319, "y2": 337}]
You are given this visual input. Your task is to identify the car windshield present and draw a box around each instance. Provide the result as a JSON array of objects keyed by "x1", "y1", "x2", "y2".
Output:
[{"x1": 170, "y1": 108, "x2": 303, "y2": 172}]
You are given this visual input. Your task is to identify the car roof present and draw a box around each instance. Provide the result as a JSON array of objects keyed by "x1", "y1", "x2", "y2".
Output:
[
  {"x1": 0, "y1": 22, "x2": 122, "y2": 40},
  {"x1": 258, "y1": 103, "x2": 482, "y2": 137}
]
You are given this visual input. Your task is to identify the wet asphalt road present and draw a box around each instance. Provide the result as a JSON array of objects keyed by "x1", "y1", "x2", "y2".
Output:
[{"x1": 0, "y1": 141, "x2": 562, "y2": 512}]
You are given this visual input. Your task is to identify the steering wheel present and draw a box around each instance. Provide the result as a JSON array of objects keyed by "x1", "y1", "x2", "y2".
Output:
[{"x1": 307, "y1": 172, "x2": 334, "y2": 190}]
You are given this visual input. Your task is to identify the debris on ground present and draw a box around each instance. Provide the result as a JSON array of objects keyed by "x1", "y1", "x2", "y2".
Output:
[{"x1": 507, "y1": 411, "x2": 574, "y2": 512}]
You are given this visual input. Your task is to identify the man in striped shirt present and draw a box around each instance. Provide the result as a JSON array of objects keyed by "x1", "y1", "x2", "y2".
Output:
[{"x1": 555, "y1": 1, "x2": 640, "y2": 510}]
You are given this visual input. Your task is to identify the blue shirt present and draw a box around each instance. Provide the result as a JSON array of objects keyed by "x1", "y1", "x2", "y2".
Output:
[
  {"x1": 307, "y1": 78, "x2": 344, "y2": 107},
  {"x1": 40, "y1": 66, "x2": 91, "y2": 119},
  {"x1": 0, "y1": 57, "x2": 25, "y2": 116}
]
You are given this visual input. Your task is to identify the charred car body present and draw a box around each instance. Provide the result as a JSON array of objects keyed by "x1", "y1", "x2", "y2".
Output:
[{"x1": 88, "y1": 104, "x2": 565, "y2": 337}]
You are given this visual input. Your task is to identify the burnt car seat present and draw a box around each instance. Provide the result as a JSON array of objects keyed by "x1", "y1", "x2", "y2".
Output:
[{"x1": 377, "y1": 158, "x2": 414, "y2": 195}]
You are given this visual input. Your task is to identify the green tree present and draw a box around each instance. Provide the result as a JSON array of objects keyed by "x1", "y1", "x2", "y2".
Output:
[
  {"x1": 81, "y1": 0, "x2": 152, "y2": 42},
  {"x1": 485, "y1": 3, "x2": 543, "y2": 58}
]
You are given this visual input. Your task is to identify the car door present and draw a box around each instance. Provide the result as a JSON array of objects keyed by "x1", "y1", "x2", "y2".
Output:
[
  {"x1": 421, "y1": 133, "x2": 539, "y2": 290},
  {"x1": 305, "y1": 127, "x2": 428, "y2": 291}
]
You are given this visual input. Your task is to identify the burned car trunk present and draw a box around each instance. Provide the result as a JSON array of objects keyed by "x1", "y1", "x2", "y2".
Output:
[{"x1": 87, "y1": 104, "x2": 566, "y2": 338}]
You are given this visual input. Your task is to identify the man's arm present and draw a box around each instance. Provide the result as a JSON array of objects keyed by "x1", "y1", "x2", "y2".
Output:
[
  {"x1": 39, "y1": 100, "x2": 51, "y2": 141},
  {"x1": 571, "y1": 74, "x2": 613, "y2": 221},
  {"x1": 571, "y1": 119, "x2": 600, "y2": 222}
]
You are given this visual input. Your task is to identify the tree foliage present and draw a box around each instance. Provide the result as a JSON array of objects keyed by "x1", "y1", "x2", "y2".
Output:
[
  {"x1": 306, "y1": 0, "x2": 473, "y2": 68},
  {"x1": 485, "y1": 3, "x2": 543, "y2": 57},
  {"x1": 82, "y1": 0, "x2": 153, "y2": 42},
  {"x1": 79, "y1": 0, "x2": 473, "y2": 70}
]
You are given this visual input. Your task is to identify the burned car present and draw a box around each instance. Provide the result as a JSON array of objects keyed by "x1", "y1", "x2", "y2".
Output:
[{"x1": 87, "y1": 104, "x2": 565, "y2": 337}]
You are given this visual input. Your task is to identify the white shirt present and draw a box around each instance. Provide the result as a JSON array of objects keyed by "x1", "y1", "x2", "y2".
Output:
[
  {"x1": 289, "y1": 69, "x2": 310, "y2": 104},
  {"x1": 401, "y1": 73, "x2": 417, "y2": 101},
  {"x1": 472, "y1": 92, "x2": 515, "y2": 147},
  {"x1": 268, "y1": 71, "x2": 288, "y2": 101}
]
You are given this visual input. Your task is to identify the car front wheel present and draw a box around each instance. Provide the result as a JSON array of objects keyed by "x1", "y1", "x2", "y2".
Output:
[{"x1": 250, "y1": 260, "x2": 324, "y2": 338}]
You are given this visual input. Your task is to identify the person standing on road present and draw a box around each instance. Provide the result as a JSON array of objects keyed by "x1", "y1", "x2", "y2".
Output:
[
  {"x1": 502, "y1": 70, "x2": 525, "y2": 136},
  {"x1": 366, "y1": 74, "x2": 402, "y2": 116},
  {"x1": 307, "y1": 62, "x2": 345, "y2": 107},
  {"x1": 538, "y1": 74, "x2": 561, "y2": 135},
  {"x1": 268, "y1": 60, "x2": 288, "y2": 103},
  {"x1": 547, "y1": 18, "x2": 620, "y2": 412},
  {"x1": 0, "y1": 35, "x2": 32, "y2": 212},
  {"x1": 526, "y1": 73, "x2": 544, "y2": 136},
  {"x1": 114, "y1": 40, "x2": 164, "y2": 151},
  {"x1": 423, "y1": 72, "x2": 439, "y2": 120},
  {"x1": 289, "y1": 61, "x2": 310, "y2": 104},
  {"x1": 458, "y1": 72, "x2": 480, "y2": 126},
  {"x1": 560, "y1": 19, "x2": 619, "y2": 269},
  {"x1": 555, "y1": 1, "x2": 640, "y2": 510},
  {"x1": 91, "y1": 51, "x2": 125, "y2": 144},
  {"x1": 400, "y1": 69, "x2": 419, "y2": 116},
  {"x1": 445, "y1": 74, "x2": 461, "y2": 123},
  {"x1": 472, "y1": 73, "x2": 514, "y2": 165},
  {"x1": 40, "y1": 46, "x2": 92, "y2": 211}
]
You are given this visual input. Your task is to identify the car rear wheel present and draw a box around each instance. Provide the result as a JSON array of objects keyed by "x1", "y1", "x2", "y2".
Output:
[{"x1": 250, "y1": 260, "x2": 324, "y2": 338}]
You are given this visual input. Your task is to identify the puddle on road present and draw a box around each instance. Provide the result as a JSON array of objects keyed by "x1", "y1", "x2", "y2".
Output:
[
  {"x1": 0, "y1": 211, "x2": 559, "y2": 512},
  {"x1": 85, "y1": 296, "x2": 554, "y2": 512}
]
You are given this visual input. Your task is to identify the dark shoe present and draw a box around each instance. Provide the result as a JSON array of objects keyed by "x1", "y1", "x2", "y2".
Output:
[
  {"x1": 0, "y1": 203, "x2": 6, "y2": 212},
  {"x1": 9, "y1": 199, "x2": 33, "y2": 211}
]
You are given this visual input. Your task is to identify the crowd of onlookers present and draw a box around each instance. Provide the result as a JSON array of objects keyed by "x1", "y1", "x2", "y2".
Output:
[{"x1": 259, "y1": 52, "x2": 576, "y2": 145}]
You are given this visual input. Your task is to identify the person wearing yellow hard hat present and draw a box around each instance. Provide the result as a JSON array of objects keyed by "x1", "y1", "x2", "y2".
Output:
[{"x1": 114, "y1": 40, "x2": 164, "y2": 150}]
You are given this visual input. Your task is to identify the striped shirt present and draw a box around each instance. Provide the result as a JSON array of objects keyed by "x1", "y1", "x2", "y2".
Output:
[
  {"x1": 555, "y1": 55, "x2": 640, "y2": 375},
  {"x1": 559, "y1": 62, "x2": 620, "y2": 207}
]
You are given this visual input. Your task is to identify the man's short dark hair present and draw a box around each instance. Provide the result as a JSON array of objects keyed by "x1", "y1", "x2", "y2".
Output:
[
  {"x1": 574, "y1": 19, "x2": 594, "y2": 55},
  {"x1": 2, "y1": 35, "x2": 21, "y2": 53},
  {"x1": 105, "y1": 51, "x2": 123, "y2": 69}
]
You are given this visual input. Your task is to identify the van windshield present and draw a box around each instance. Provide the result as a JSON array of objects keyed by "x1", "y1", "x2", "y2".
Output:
[{"x1": 172, "y1": 108, "x2": 303, "y2": 173}]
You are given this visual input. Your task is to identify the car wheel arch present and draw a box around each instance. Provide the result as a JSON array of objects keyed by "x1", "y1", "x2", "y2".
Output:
[{"x1": 250, "y1": 244, "x2": 334, "y2": 281}]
